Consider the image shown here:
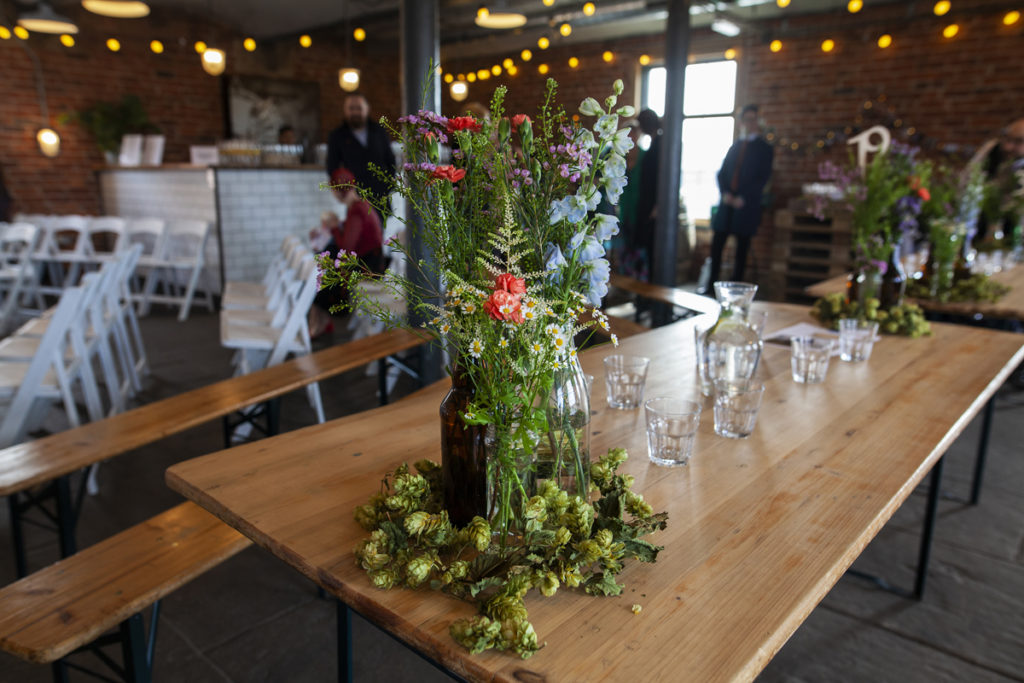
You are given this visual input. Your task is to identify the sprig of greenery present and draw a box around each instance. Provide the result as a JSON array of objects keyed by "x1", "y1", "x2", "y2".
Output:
[
  {"x1": 810, "y1": 293, "x2": 932, "y2": 337},
  {"x1": 352, "y1": 449, "x2": 668, "y2": 659}
]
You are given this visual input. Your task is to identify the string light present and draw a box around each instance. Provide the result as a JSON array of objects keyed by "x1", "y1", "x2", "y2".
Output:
[
  {"x1": 1004, "y1": 10, "x2": 1020, "y2": 25},
  {"x1": 724, "y1": 48, "x2": 737, "y2": 59},
  {"x1": 638, "y1": 54, "x2": 651, "y2": 65},
  {"x1": 477, "y1": 6, "x2": 489, "y2": 18},
  {"x1": 194, "y1": 40, "x2": 206, "y2": 53},
  {"x1": 338, "y1": 68, "x2": 360, "y2": 91},
  {"x1": 847, "y1": 0, "x2": 862, "y2": 12},
  {"x1": 507, "y1": 65, "x2": 518, "y2": 75},
  {"x1": 602, "y1": 50, "x2": 613, "y2": 62},
  {"x1": 14, "y1": 26, "x2": 29, "y2": 39},
  {"x1": 491, "y1": 64, "x2": 502, "y2": 75},
  {"x1": 821, "y1": 38, "x2": 835, "y2": 52},
  {"x1": 150, "y1": 39, "x2": 163, "y2": 53},
  {"x1": 60, "y1": 33, "x2": 75, "y2": 47},
  {"x1": 877, "y1": 34, "x2": 892, "y2": 48},
  {"x1": 106, "y1": 37, "x2": 121, "y2": 51},
  {"x1": 243, "y1": 37, "x2": 256, "y2": 51},
  {"x1": 521, "y1": 49, "x2": 532, "y2": 61},
  {"x1": 942, "y1": 23, "x2": 959, "y2": 37},
  {"x1": 777, "y1": 0, "x2": 790, "y2": 6},
  {"x1": 477, "y1": 68, "x2": 489, "y2": 79},
  {"x1": 933, "y1": 1, "x2": 950, "y2": 16},
  {"x1": 202, "y1": 47, "x2": 226, "y2": 75},
  {"x1": 559, "y1": 23, "x2": 572, "y2": 36},
  {"x1": 444, "y1": 73, "x2": 454, "y2": 83},
  {"x1": 450, "y1": 81, "x2": 469, "y2": 102},
  {"x1": 538, "y1": 36, "x2": 549, "y2": 49},
  {"x1": 467, "y1": 72, "x2": 477, "y2": 82},
  {"x1": 542, "y1": 0, "x2": 554, "y2": 5},
  {"x1": 538, "y1": 63, "x2": 549, "y2": 74},
  {"x1": 354, "y1": 27, "x2": 366, "y2": 41},
  {"x1": 0, "y1": 26, "x2": 10, "y2": 39},
  {"x1": 568, "y1": 56, "x2": 579, "y2": 68},
  {"x1": 770, "y1": 39, "x2": 783, "y2": 52},
  {"x1": 583, "y1": 2, "x2": 595, "y2": 15},
  {"x1": 503, "y1": 57, "x2": 514, "y2": 68},
  {"x1": 299, "y1": 34, "x2": 312, "y2": 47}
]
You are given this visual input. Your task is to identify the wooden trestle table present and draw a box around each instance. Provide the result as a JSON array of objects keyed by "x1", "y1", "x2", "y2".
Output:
[{"x1": 166, "y1": 303, "x2": 1024, "y2": 682}]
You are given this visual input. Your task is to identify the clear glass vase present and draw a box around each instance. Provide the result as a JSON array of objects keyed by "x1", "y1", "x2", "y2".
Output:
[
  {"x1": 702, "y1": 282, "x2": 763, "y2": 388},
  {"x1": 533, "y1": 353, "x2": 591, "y2": 496}
]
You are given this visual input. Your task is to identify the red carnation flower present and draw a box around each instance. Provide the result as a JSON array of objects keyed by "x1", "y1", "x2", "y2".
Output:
[
  {"x1": 495, "y1": 273, "x2": 527, "y2": 296},
  {"x1": 431, "y1": 165, "x2": 466, "y2": 183},
  {"x1": 484, "y1": 289, "x2": 524, "y2": 323},
  {"x1": 447, "y1": 116, "x2": 482, "y2": 134},
  {"x1": 511, "y1": 114, "x2": 531, "y2": 132},
  {"x1": 917, "y1": 187, "x2": 931, "y2": 201}
]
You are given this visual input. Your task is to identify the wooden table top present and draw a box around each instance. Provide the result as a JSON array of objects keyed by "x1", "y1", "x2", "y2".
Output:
[
  {"x1": 166, "y1": 303, "x2": 1024, "y2": 683},
  {"x1": 804, "y1": 266, "x2": 1024, "y2": 320}
]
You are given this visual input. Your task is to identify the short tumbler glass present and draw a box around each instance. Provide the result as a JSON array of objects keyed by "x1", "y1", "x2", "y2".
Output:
[
  {"x1": 713, "y1": 379, "x2": 766, "y2": 438},
  {"x1": 838, "y1": 319, "x2": 879, "y2": 362},
  {"x1": 790, "y1": 337, "x2": 834, "y2": 384},
  {"x1": 604, "y1": 355, "x2": 650, "y2": 409},
  {"x1": 645, "y1": 398, "x2": 702, "y2": 466}
]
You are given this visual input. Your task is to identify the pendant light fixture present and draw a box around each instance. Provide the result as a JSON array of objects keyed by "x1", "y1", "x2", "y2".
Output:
[
  {"x1": 200, "y1": 0, "x2": 226, "y2": 76},
  {"x1": 474, "y1": 2, "x2": 526, "y2": 29},
  {"x1": 37, "y1": 128, "x2": 61, "y2": 157},
  {"x1": 18, "y1": 3, "x2": 78, "y2": 34},
  {"x1": 450, "y1": 80, "x2": 469, "y2": 102},
  {"x1": 338, "y1": 1, "x2": 360, "y2": 92},
  {"x1": 81, "y1": 0, "x2": 151, "y2": 18}
]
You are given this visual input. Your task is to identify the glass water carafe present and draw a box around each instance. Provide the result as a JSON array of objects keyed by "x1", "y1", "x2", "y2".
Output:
[{"x1": 702, "y1": 282, "x2": 763, "y2": 390}]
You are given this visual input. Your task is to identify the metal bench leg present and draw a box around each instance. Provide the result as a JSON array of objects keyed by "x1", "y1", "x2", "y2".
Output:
[
  {"x1": 337, "y1": 600, "x2": 353, "y2": 683},
  {"x1": 378, "y1": 358, "x2": 389, "y2": 406},
  {"x1": 969, "y1": 397, "x2": 994, "y2": 506},
  {"x1": 50, "y1": 660, "x2": 70, "y2": 683},
  {"x1": 55, "y1": 475, "x2": 77, "y2": 559},
  {"x1": 8, "y1": 494, "x2": 28, "y2": 578},
  {"x1": 266, "y1": 398, "x2": 281, "y2": 436},
  {"x1": 120, "y1": 612, "x2": 152, "y2": 683},
  {"x1": 913, "y1": 455, "x2": 944, "y2": 600}
]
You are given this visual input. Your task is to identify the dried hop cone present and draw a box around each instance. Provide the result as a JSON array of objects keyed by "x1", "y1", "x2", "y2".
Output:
[{"x1": 467, "y1": 516, "x2": 491, "y2": 552}]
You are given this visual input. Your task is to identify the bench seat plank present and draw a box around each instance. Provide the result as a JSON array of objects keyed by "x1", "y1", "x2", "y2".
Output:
[
  {"x1": 0, "y1": 327, "x2": 427, "y2": 497},
  {"x1": 609, "y1": 273, "x2": 719, "y2": 315},
  {"x1": 0, "y1": 501, "x2": 250, "y2": 664}
]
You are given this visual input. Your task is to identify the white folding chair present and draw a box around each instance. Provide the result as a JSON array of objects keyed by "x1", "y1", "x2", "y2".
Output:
[
  {"x1": 125, "y1": 218, "x2": 167, "y2": 316},
  {"x1": 0, "y1": 286, "x2": 105, "y2": 448},
  {"x1": 37, "y1": 215, "x2": 91, "y2": 295},
  {"x1": 139, "y1": 220, "x2": 214, "y2": 321},
  {"x1": 222, "y1": 238, "x2": 306, "y2": 311},
  {"x1": 85, "y1": 216, "x2": 127, "y2": 266},
  {"x1": 222, "y1": 235, "x2": 301, "y2": 303},
  {"x1": 0, "y1": 223, "x2": 42, "y2": 332},
  {"x1": 221, "y1": 256, "x2": 325, "y2": 425}
]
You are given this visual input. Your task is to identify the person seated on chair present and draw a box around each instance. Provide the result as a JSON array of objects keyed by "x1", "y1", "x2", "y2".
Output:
[{"x1": 309, "y1": 167, "x2": 386, "y2": 339}]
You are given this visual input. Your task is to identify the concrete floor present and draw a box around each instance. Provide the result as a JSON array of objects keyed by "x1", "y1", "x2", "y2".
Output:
[{"x1": 1, "y1": 309, "x2": 1022, "y2": 682}]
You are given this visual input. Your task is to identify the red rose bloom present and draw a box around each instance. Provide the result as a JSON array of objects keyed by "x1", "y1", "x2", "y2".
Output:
[
  {"x1": 447, "y1": 116, "x2": 482, "y2": 134},
  {"x1": 484, "y1": 289, "x2": 524, "y2": 323},
  {"x1": 494, "y1": 273, "x2": 527, "y2": 296},
  {"x1": 511, "y1": 114, "x2": 531, "y2": 132},
  {"x1": 431, "y1": 165, "x2": 466, "y2": 183},
  {"x1": 918, "y1": 187, "x2": 931, "y2": 201}
]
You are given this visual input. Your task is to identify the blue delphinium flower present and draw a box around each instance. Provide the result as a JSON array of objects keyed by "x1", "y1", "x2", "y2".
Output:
[
  {"x1": 603, "y1": 153, "x2": 626, "y2": 179},
  {"x1": 544, "y1": 243, "x2": 567, "y2": 281},
  {"x1": 594, "y1": 213, "x2": 619, "y2": 240},
  {"x1": 594, "y1": 114, "x2": 619, "y2": 140},
  {"x1": 584, "y1": 258, "x2": 611, "y2": 306},
  {"x1": 549, "y1": 197, "x2": 572, "y2": 224},
  {"x1": 609, "y1": 127, "x2": 634, "y2": 156},
  {"x1": 603, "y1": 174, "x2": 628, "y2": 205}
]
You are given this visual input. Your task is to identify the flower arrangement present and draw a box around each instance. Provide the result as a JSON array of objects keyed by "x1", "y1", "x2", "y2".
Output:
[
  {"x1": 317, "y1": 79, "x2": 636, "y2": 539},
  {"x1": 353, "y1": 449, "x2": 667, "y2": 658},
  {"x1": 811, "y1": 142, "x2": 933, "y2": 272},
  {"x1": 810, "y1": 293, "x2": 931, "y2": 337},
  {"x1": 982, "y1": 157, "x2": 1024, "y2": 249}
]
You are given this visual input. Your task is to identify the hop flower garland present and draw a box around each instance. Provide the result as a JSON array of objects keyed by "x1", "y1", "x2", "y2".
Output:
[{"x1": 352, "y1": 449, "x2": 667, "y2": 659}]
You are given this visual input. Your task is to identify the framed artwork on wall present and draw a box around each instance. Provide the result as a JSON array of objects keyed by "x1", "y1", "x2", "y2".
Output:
[{"x1": 225, "y1": 75, "x2": 320, "y2": 146}]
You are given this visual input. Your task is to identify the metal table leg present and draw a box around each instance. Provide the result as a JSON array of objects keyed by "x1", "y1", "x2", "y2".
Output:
[
  {"x1": 337, "y1": 600, "x2": 353, "y2": 683},
  {"x1": 970, "y1": 397, "x2": 994, "y2": 505}
]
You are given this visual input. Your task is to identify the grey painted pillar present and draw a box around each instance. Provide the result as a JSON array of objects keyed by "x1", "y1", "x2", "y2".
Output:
[
  {"x1": 652, "y1": 0, "x2": 690, "y2": 323},
  {"x1": 400, "y1": 0, "x2": 444, "y2": 384}
]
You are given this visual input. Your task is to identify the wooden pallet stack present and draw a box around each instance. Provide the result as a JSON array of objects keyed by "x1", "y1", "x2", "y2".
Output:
[{"x1": 769, "y1": 198, "x2": 852, "y2": 303}]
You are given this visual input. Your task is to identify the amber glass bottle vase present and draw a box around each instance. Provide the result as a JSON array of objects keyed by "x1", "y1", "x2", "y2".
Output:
[{"x1": 440, "y1": 362, "x2": 489, "y2": 527}]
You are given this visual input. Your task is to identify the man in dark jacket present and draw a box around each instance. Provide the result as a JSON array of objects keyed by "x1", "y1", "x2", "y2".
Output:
[
  {"x1": 709, "y1": 104, "x2": 774, "y2": 285},
  {"x1": 326, "y1": 93, "x2": 396, "y2": 219}
]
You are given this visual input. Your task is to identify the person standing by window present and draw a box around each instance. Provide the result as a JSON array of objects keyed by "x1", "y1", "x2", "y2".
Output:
[{"x1": 709, "y1": 104, "x2": 773, "y2": 285}]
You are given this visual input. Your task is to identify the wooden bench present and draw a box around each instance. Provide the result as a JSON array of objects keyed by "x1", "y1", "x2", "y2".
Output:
[
  {"x1": 0, "y1": 501, "x2": 250, "y2": 682},
  {"x1": 609, "y1": 273, "x2": 719, "y2": 317},
  {"x1": 2, "y1": 327, "x2": 427, "y2": 576}
]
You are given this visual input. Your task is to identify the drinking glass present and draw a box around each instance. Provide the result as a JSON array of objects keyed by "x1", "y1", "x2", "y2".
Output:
[
  {"x1": 644, "y1": 398, "x2": 702, "y2": 466},
  {"x1": 712, "y1": 379, "x2": 765, "y2": 439},
  {"x1": 790, "y1": 337, "x2": 834, "y2": 383},
  {"x1": 694, "y1": 320, "x2": 714, "y2": 397},
  {"x1": 838, "y1": 319, "x2": 879, "y2": 362},
  {"x1": 603, "y1": 355, "x2": 650, "y2": 409}
]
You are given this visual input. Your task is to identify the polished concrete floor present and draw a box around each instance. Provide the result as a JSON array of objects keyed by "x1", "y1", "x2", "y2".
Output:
[{"x1": 1, "y1": 309, "x2": 1022, "y2": 682}]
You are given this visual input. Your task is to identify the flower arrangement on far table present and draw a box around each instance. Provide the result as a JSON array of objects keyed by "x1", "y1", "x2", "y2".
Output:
[
  {"x1": 317, "y1": 79, "x2": 669, "y2": 658},
  {"x1": 981, "y1": 157, "x2": 1024, "y2": 254}
]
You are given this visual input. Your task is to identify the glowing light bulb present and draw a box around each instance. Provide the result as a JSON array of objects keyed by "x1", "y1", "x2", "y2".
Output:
[
  {"x1": 769, "y1": 39, "x2": 783, "y2": 52},
  {"x1": 542, "y1": 0, "x2": 554, "y2": 5},
  {"x1": 1003, "y1": 10, "x2": 1020, "y2": 25},
  {"x1": 467, "y1": 72, "x2": 477, "y2": 82},
  {"x1": 450, "y1": 81, "x2": 469, "y2": 102},
  {"x1": 933, "y1": 1, "x2": 950, "y2": 16},
  {"x1": 14, "y1": 26, "x2": 29, "y2": 39},
  {"x1": 0, "y1": 27, "x2": 10, "y2": 40},
  {"x1": 777, "y1": 0, "x2": 790, "y2": 6},
  {"x1": 106, "y1": 38, "x2": 120, "y2": 52},
  {"x1": 821, "y1": 39, "x2": 835, "y2": 52},
  {"x1": 491, "y1": 64, "x2": 501, "y2": 75},
  {"x1": 477, "y1": 69, "x2": 489, "y2": 80},
  {"x1": 538, "y1": 36, "x2": 550, "y2": 49},
  {"x1": 507, "y1": 65, "x2": 518, "y2": 76},
  {"x1": 194, "y1": 40, "x2": 206, "y2": 53},
  {"x1": 538, "y1": 63, "x2": 549, "y2": 74},
  {"x1": 724, "y1": 48, "x2": 737, "y2": 60},
  {"x1": 202, "y1": 47, "x2": 226, "y2": 75},
  {"x1": 583, "y1": 2, "x2": 595, "y2": 15},
  {"x1": 338, "y1": 68, "x2": 360, "y2": 91},
  {"x1": 444, "y1": 73, "x2": 454, "y2": 83},
  {"x1": 244, "y1": 37, "x2": 256, "y2": 51},
  {"x1": 559, "y1": 22, "x2": 571, "y2": 36},
  {"x1": 521, "y1": 49, "x2": 532, "y2": 61},
  {"x1": 847, "y1": 0, "x2": 862, "y2": 12},
  {"x1": 602, "y1": 50, "x2": 613, "y2": 62},
  {"x1": 150, "y1": 39, "x2": 163, "y2": 53},
  {"x1": 299, "y1": 34, "x2": 312, "y2": 48},
  {"x1": 503, "y1": 57, "x2": 513, "y2": 68},
  {"x1": 354, "y1": 27, "x2": 366, "y2": 41},
  {"x1": 638, "y1": 54, "x2": 651, "y2": 65},
  {"x1": 942, "y1": 23, "x2": 959, "y2": 37},
  {"x1": 37, "y1": 128, "x2": 60, "y2": 157},
  {"x1": 477, "y1": 7, "x2": 489, "y2": 18},
  {"x1": 568, "y1": 56, "x2": 579, "y2": 68},
  {"x1": 877, "y1": 34, "x2": 892, "y2": 48},
  {"x1": 60, "y1": 34, "x2": 74, "y2": 47}
]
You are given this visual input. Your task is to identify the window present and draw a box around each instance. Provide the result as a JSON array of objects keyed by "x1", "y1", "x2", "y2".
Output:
[{"x1": 642, "y1": 60, "x2": 738, "y2": 221}]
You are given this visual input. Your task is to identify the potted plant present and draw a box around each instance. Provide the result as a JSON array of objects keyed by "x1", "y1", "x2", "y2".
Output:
[{"x1": 63, "y1": 95, "x2": 160, "y2": 164}]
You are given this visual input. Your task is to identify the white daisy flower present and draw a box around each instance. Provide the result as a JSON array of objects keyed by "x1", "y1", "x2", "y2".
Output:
[
  {"x1": 611, "y1": 333, "x2": 619, "y2": 346},
  {"x1": 464, "y1": 411, "x2": 476, "y2": 421},
  {"x1": 545, "y1": 306, "x2": 556, "y2": 316},
  {"x1": 498, "y1": 338, "x2": 509, "y2": 348},
  {"x1": 523, "y1": 298, "x2": 538, "y2": 309},
  {"x1": 545, "y1": 323, "x2": 561, "y2": 336},
  {"x1": 440, "y1": 322, "x2": 451, "y2": 334},
  {"x1": 569, "y1": 348, "x2": 578, "y2": 359},
  {"x1": 524, "y1": 309, "x2": 537, "y2": 321},
  {"x1": 599, "y1": 319, "x2": 610, "y2": 331},
  {"x1": 499, "y1": 302, "x2": 516, "y2": 317},
  {"x1": 469, "y1": 338, "x2": 484, "y2": 358},
  {"x1": 462, "y1": 301, "x2": 477, "y2": 314},
  {"x1": 551, "y1": 335, "x2": 568, "y2": 352},
  {"x1": 530, "y1": 341, "x2": 544, "y2": 355}
]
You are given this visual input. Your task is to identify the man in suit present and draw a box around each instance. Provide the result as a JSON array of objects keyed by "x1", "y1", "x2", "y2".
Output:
[
  {"x1": 326, "y1": 93, "x2": 396, "y2": 219},
  {"x1": 632, "y1": 109, "x2": 662, "y2": 281},
  {"x1": 708, "y1": 104, "x2": 774, "y2": 286}
]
